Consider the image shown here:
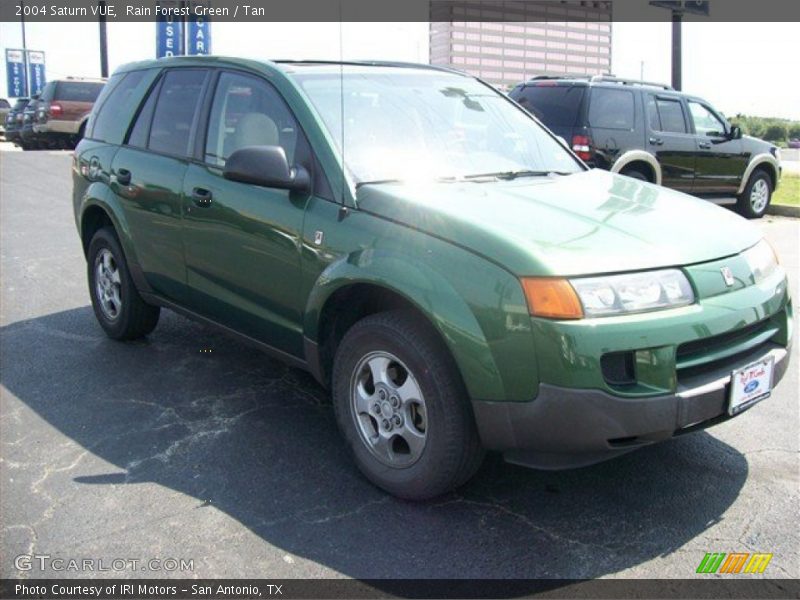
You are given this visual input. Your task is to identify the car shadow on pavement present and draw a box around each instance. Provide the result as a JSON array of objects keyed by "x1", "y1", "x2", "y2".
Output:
[{"x1": 0, "y1": 306, "x2": 749, "y2": 581}]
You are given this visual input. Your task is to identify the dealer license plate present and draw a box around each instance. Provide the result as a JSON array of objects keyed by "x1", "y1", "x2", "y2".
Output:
[{"x1": 729, "y1": 357, "x2": 774, "y2": 416}]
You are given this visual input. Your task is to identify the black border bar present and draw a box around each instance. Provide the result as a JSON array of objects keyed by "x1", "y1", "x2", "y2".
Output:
[
  {"x1": 2, "y1": 579, "x2": 800, "y2": 599},
  {"x1": 1, "y1": 0, "x2": 799, "y2": 22}
]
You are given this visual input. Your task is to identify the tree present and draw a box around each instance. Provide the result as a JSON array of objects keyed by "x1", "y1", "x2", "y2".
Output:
[{"x1": 762, "y1": 124, "x2": 787, "y2": 142}]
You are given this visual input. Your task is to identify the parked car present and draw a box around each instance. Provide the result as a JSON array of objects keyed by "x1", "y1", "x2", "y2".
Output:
[
  {"x1": 788, "y1": 139, "x2": 800, "y2": 149},
  {"x1": 19, "y1": 95, "x2": 41, "y2": 150},
  {"x1": 3, "y1": 98, "x2": 28, "y2": 144},
  {"x1": 73, "y1": 58, "x2": 792, "y2": 499},
  {"x1": 33, "y1": 77, "x2": 106, "y2": 149},
  {"x1": 509, "y1": 75, "x2": 782, "y2": 218},
  {"x1": 0, "y1": 98, "x2": 11, "y2": 137}
]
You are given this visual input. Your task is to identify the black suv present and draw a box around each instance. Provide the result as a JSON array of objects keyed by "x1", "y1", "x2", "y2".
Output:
[
  {"x1": 3, "y1": 98, "x2": 29, "y2": 145},
  {"x1": 509, "y1": 76, "x2": 782, "y2": 218}
]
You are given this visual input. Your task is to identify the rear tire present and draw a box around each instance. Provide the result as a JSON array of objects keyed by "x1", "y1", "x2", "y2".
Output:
[
  {"x1": 737, "y1": 169, "x2": 773, "y2": 219},
  {"x1": 621, "y1": 167, "x2": 650, "y2": 182},
  {"x1": 332, "y1": 310, "x2": 484, "y2": 500},
  {"x1": 87, "y1": 227, "x2": 160, "y2": 340}
]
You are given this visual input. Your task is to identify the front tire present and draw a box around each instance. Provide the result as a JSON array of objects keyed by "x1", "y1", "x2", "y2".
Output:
[
  {"x1": 332, "y1": 310, "x2": 484, "y2": 500},
  {"x1": 737, "y1": 169, "x2": 773, "y2": 219},
  {"x1": 87, "y1": 227, "x2": 160, "y2": 340}
]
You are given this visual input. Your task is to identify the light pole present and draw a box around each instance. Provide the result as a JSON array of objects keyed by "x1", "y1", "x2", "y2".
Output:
[
  {"x1": 99, "y1": 0, "x2": 109, "y2": 78},
  {"x1": 20, "y1": 0, "x2": 29, "y2": 95},
  {"x1": 671, "y1": 10, "x2": 682, "y2": 90}
]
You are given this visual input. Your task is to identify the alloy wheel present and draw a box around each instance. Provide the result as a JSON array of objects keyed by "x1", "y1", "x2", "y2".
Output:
[
  {"x1": 750, "y1": 178, "x2": 770, "y2": 213},
  {"x1": 94, "y1": 248, "x2": 122, "y2": 320},
  {"x1": 350, "y1": 351, "x2": 428, "y2": 467}
]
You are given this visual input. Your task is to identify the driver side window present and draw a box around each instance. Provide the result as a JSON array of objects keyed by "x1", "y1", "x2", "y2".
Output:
[
  {"x1": 689, "y1": 101, "x2": 726, "y2": 137},
  {"x1": 205, "y1": 72, "x2": 299, "y2": 167}
]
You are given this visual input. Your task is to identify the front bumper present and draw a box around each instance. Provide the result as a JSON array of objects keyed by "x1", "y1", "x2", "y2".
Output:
[{"x1": 472, "y1": 342, "x2": 791, "y2": 470}]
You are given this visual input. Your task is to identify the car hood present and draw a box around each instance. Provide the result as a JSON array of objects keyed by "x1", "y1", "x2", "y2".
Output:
[
  {"x1": 742, "y1": 135, "x2": 775, "y2": 153},
  {"x1": 355, "y1": 169, "x2": 761, "y2": 277}
]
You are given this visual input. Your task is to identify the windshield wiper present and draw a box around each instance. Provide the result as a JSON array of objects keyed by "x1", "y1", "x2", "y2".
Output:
[
  {"x1": 462, "y1": 170, "x2": 570, "y2": 181},
  {"x1": 355, "y1": 179, "x2": 403, "y2": 189}
]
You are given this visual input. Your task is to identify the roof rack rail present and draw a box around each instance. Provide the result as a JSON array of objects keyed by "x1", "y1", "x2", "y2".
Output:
[
  {"x1": 529, "y1": 74, "x2": 592, "y2": 81},
  {"x1": 273, "y1": 59, "x2": 466, "y2": 76},
  {"x1": 590, "y1": 75, "x2": 673, "y2": 90}
]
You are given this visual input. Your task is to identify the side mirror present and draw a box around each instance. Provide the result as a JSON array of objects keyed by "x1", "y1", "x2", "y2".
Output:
[
  {"x1": 728, "y1": 125, "x2": 743, "y2": 140},
  {"x1": 223, "y1": 145, "x2": 310, "y2": 193}
]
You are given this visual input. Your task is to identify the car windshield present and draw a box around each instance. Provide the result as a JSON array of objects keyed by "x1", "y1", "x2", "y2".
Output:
[{"x1": 292, "y1": 66, "x2": 582, "y2": 184}]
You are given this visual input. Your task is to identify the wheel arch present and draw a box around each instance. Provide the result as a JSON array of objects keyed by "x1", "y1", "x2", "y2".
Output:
[
  {"x1": 738, "y1": 154, "x2": 780, "y2": 195},
  {"x1": 611, "y1": 150, "x2": 662, "y2": 185},
  {"x1": 303, "y1": 253, "x2": 510, "y2": 402},
  {"x1": 78, "y1": 191, "x2": 152, "y2": 295}
]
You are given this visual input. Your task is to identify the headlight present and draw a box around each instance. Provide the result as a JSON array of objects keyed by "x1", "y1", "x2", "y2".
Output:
[
  {"x1": 742, "y1": 239, "x2": 779, "y2": 283},
  {"x1": 569, "y1": 269, "x2": 695, "y2": 317}
]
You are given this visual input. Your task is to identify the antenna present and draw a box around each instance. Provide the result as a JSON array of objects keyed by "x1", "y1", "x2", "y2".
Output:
[{"x1": 338, "y1": 7, "x2": 348, "y2": 215}]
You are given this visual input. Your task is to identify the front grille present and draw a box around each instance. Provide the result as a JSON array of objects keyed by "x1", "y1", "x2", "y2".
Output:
[{"x1": 676, "y1": 319, "x2": 779, "y2": 381}]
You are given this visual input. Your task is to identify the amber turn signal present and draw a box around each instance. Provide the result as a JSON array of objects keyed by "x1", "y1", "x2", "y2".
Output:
[{"x1": 521, "y1": 278, "x2": 584, "y2": 320}]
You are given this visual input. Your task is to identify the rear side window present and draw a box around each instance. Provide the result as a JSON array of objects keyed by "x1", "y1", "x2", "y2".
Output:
[
  {"x1": 54, "y1": 81, "x2": 105, "y2": 102},
  {"x1": 588, "y1": 88, "x2": 635, "y2": 130},
  {"x1": 90, "y1": 71, "x2": 149, "y2": 143},
  {"x1": 147, "y1": 69, "x2": 208, "y2": 157},
  {"x1": 127, "y1": 80, "x2": 160, "y2": 148},
  {"x1": 651, "y1": 97, "x2": 687, "y2": 134},
  {"x1": 511, "y1": 84, "x2": 585, "y2": 127}
]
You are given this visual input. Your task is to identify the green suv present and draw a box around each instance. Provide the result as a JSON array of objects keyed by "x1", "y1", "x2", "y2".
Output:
[{"x1": 73, "y1": 57, "x2": 793, "y2": 499}]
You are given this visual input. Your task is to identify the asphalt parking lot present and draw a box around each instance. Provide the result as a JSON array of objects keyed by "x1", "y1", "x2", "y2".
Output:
[{"x1": 1, "y1": 150, "x2": 798, "y2": 582}]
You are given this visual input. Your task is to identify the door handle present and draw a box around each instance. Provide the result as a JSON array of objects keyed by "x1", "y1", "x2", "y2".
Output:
[
  {"x1": 698, "y1": 141, "x2": 712, "y2": 149},
  {"x1": 191, "y1": 187, "x2": 213, "y2": 207},
  {"x1": 649, "y1": 137, "x2": 664, "y2": 146},
  {"x1": 115, "y1": 168, "x2": 131, "y2": 186}
]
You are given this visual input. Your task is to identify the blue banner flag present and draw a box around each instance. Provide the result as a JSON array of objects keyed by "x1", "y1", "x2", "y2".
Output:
[
  {"x1": 188, "y1": 2, "x2": 212, "y2": 55},
  {"x1": 156, "y1": 1, "x2": 185, "y2": 58},
  {"x1": 5, "y1": 49, "x2": 27, "y2": 97},
  {"x1": 27, "y1": 50, "x2": 46, "y2": 96}
]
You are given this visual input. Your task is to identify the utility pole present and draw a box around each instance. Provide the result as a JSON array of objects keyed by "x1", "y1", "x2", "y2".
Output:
[
  {"x1": 671, "y1": 10, "x2": 682, "y2": 90},
  {"x1": 99, "y1": 0, "x2": 109, "y2": 78}
]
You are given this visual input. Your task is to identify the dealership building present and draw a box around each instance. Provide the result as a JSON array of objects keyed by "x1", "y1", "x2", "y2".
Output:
[{"x1": 430, "y1": 2, "x2": 612, "y2": 89}]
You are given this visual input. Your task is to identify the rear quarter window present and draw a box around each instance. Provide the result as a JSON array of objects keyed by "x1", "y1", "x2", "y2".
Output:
[
  {"x1": 588, "y1": 88, "x2": 635, "y2": 130},
  {"x1": 87, "y1": 69, "x2": 159, "y2": 144},
  {"x1": 511, "y1": 84, "x2": 585, "y2": 128}
]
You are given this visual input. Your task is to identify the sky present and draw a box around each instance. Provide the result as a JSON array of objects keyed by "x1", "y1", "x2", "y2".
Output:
[{"x1": 1, "y1": 20, "x2": 798, "y2": 120}]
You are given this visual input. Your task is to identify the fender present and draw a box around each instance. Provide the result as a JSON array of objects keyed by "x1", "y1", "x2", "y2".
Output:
[
  {"x1": 79, "y1": 183, "x2": 153, "y2": 295},
  {"x1": 303, "y1": 249, "x2": 536, "y2": 403},
  {"x1": 610, "y1": 150, "x2": 663, "y2": 186},
  {"x1": 737, "y1": 153, "x2": 781, "y2": 195}
]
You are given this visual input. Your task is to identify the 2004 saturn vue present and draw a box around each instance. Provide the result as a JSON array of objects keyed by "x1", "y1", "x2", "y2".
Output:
[{"x1": 72, "y1": 57, "x2": 793, "y2": 499}]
